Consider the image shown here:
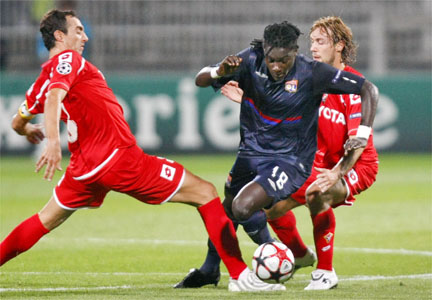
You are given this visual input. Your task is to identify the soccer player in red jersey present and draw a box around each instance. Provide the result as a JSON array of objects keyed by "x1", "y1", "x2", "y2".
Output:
[
  {"x1": 221, "y1": 16, "x2": 379, "y2": 290},
  {"x1": 0, "y1": 9, "x2": 285, "y2": 292}
]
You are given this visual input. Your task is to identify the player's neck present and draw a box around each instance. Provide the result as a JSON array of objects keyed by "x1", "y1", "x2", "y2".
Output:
[
  {"x1": 333, "y1": 60, "x2": 345, "y2": 70},
  {"x1": 49, "y1": 46, "x2": 68, "y2": 59}
]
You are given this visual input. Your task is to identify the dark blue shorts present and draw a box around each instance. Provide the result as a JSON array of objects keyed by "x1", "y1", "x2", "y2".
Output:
[{"x1": 225, "y1": 154, "x2": 311, "y2": 206}]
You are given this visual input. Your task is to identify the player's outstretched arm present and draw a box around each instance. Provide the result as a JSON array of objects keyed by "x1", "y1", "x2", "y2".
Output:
[{"x1": 195, "y1": 55, "x2": 243, "y2": 87}]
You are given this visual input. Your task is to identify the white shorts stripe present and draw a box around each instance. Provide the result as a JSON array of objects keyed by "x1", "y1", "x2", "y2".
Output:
[
  {"x1": 162, "y1": 169, "x2": 186, "y2": 204},
  {"x1": 73, "y1": 149, "x2": 119, "y2": 181}
]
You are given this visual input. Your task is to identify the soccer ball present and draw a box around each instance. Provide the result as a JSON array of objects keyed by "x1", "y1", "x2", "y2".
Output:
[{"x1": 252, "y1": 241, "x2": 295, "y2": 283}]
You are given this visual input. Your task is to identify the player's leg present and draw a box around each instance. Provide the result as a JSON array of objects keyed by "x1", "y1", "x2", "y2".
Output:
[
  {"x1": 0, "y1": 196, "x2": 73, "y2": 266},
  {"x1": 266, "y1": 198, "x2": 316, "y2": 271},
  {"x1": 173, "y1": 192, "x2": 233, "y2": 288},
  {"x1": 174, "y1": 193, "x2": 236, "y2": 288},
  {"x1": 170, "y1": 169, "x2": 285, "y2": 291},
  {"x1": 169, "y1": 170, "x2": 253, "y2": 277},
  {"x1": 1, "y1": 163, "x2": 111, "y2": 267},
  {"x1": 303, "y1": 179, "x2": 345, "y2": 290},
  {"x1": 231, "y1": 181, "x2": 273, "y2": 221},
  {"x1": 175, "y1": 195, "x2": 275, "y2": 288},
  {"x1": 305, "y1": 164, "x2": 378, "y2": 290}
]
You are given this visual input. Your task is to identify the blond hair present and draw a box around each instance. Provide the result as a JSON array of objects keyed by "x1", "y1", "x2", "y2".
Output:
[{"x1": 310, "y1": 16, "x2": 358, "y2": 64}]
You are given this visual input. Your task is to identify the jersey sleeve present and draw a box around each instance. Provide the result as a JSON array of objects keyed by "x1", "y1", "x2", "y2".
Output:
[
  {"x1": 24, "y1": 78, "x2": 46, "y2": 115},
  {"x1": 211, "y1": 47, "x2": 251, "y2": 91},
  {"x1": 48, "y1": 51, "x2": 83, "y2": 92},
  {"x1": 312, "y1": 61, "x2": 365, "y2": 96}
]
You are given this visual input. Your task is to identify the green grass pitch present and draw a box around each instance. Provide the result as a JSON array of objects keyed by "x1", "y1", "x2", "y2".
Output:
[{"x1": 0, "y1": 153, "x2": 431, "y2": 299}]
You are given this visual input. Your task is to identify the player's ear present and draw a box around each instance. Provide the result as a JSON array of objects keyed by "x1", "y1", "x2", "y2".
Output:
[
  {"x1": 53, "y1": 30, "x2": 64, "y2": 43},
  {"x1": 335, "y1": 41, "x2": 344, "y2": 53}
]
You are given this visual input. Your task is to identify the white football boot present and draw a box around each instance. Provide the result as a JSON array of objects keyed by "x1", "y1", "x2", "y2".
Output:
[
  {"x1": 304, "y1": 268, "x2": 338, "y2": 290},
  {"x1": 228, "y1": 268, "x2": 286, "y2": 292},
  {"x1": 294, "y1": 247, "x2": 317, "y2": 272}
]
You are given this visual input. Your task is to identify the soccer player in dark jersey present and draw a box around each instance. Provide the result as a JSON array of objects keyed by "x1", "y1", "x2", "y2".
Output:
[
  {"x1": 0, "y1": 9, "x2": 286, "y2": 292},
  {"x1": 175, "y1": 20, "x2": 379, "y2": 288}
]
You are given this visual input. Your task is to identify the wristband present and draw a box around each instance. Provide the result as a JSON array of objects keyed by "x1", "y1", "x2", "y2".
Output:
[
  {"x1": 356, "y1": 125, "x2": 371, "y2": 139},
  {"x1": 210, "y1": 67, "x2": 222, "y2": 79}
]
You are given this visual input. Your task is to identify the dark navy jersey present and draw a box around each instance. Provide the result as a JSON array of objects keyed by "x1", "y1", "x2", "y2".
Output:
[{"x1": 211, "y1": 46, "x2": 365, "y2": 169}]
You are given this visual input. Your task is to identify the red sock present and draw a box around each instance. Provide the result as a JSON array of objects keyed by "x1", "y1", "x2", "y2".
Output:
[
  {"x1": 0, "y1": 214, "x2": 49, "y2": 266},
  {"x1": 268, "y1": 210, "x2": 308, "y2": 258},
  {"x1": 312, "y1": 208, "x2": 336, "y2": 271},
  {"x1": 198, "y1": 198, "x2": 247, "y2": 279}
]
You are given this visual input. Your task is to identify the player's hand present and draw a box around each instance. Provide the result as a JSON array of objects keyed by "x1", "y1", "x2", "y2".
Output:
[
  {"x1": 25, "y1": 123, "x2": 45, "y2": 144},
  {"x1": 35, "y1": 140, "x2": 62, "y2": 181},
  {"x1": 221, "y1": 81, "x2": 243, "y2": 103},
  {"x1": 343, "y1": 137, "x2": 367, "y2": 156},
  {"x1": 314, "y1": 167, "x2": 341, "y2": 193},
  {"x1": 218, "y1": 55, "x2": 242, "y2": 76}
]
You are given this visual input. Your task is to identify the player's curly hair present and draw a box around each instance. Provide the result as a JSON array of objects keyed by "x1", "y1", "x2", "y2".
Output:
[
  {"x1": 40, "y1": 9, "x2": 76, "y2": 50},
  {"x1": 310, "y1": 16, "x2": 358, "y2": 64},
  {"x1": 263, "y1": 21, "x2": 302, "y2": 53}
]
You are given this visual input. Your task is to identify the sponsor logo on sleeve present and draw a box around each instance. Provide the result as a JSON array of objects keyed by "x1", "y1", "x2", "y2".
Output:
[{"x1": 349, "y1": 112, "x2": 362, "y2": 119}]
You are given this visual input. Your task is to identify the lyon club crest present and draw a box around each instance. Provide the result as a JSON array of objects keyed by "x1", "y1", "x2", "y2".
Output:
[{"x1": 285, "y1": 80, "x2": 298, "y2": 93}]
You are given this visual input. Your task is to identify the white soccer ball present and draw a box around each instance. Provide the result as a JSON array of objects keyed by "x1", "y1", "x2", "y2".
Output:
[{"x1": 252, "y1": 241, "x2": 295, "y2": 283}]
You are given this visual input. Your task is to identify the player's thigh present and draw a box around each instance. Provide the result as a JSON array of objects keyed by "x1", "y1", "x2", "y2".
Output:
[
  {"x1": 308, "y1": 179, "x2": 347, "y2": 207},
  {"x1": 232, "y1": 181, "x2": 273, "y2": 220},
  {"x1": 38, "y1": 196, "x2": 74, "y2": 230},
  {"x1": 169, "y1": 169, "x2": 218, "y2": 207}
]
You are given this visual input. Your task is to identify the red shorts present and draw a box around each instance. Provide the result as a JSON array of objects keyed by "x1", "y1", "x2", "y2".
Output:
[
  {"x1": 291, "y1": 161, "x2": 378, "y2": 207},
  {"x1": 54, "y1": 145, "x2": 185, "y2": 210}
]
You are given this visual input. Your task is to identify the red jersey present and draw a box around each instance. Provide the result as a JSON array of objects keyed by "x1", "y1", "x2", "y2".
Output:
[
  {"x1": 23, "y1": 50, "x2": 136, "y2": 179},
  {"x1": 314, "y1": 66, "x2": 378, "y2": 169}
]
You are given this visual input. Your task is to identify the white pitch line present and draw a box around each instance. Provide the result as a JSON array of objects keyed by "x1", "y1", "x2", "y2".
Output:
[
  {"x1": 339, "y1": 273, "x2": 432, "y2": 282},
  {"x1": 0, "y1": 271, "x2": 187, "y2": 276},
  {"x1": 0, "y1": 274, "x2": 431, "y2": 293},
  {"x1": 333, "y1": 247, "x2": 432, "y2": 257},
  {"x1": 0, "y1": 285, "x2": 134, "y2": 292},
  {"x1": 41, "y1": 237, "x2": 432, "y2": 256}
]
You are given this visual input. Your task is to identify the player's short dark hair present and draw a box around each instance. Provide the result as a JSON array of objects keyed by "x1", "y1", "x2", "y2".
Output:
[
  {"x1": 263, "y1": 21, "x2": 301, "y2": 52},
  {"x1": 40, "y1": 9, "x2": 76, "y2": 50},
  {"x1": 310, "y1": 16, "x2": 358, "y2": 64}
]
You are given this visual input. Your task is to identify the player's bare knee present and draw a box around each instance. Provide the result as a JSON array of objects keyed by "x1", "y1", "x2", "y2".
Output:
[
  {"x1": 306, "y1": 190, "x2": 319, "y2": 206},
  {"x1": 232, "y1": 202, "x2": 253, "y2": 221},
  {"x1": 306, "y1": 190, "x2": 323, "y2": 213},
  {"x1": 197, "y1": 179, "x2": 218, "y2": 201}
]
